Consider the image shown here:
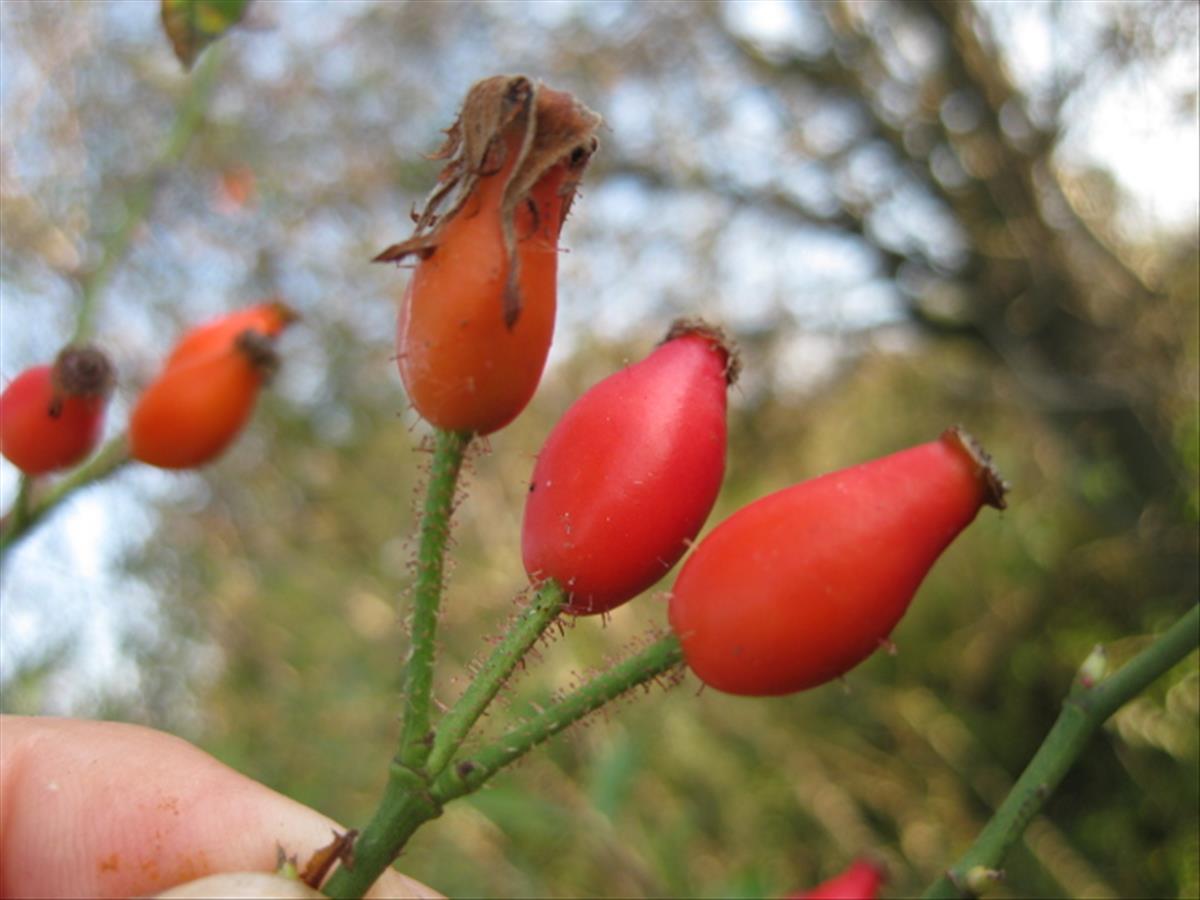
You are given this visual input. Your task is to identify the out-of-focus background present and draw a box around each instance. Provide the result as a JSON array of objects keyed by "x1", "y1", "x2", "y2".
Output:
[{"x1": 2, "y1": 1, "x2": 1197, "y2": 897}]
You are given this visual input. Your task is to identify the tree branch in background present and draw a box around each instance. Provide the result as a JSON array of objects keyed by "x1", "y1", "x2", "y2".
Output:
[
  {"x1": 713, "y1": 0, "x2": 1186, "y2": 499},
  {"x1": 71, "y1": 44, "x2": 224, "y2": 344}
]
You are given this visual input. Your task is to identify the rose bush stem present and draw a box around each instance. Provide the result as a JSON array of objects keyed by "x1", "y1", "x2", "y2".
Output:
[
  {"x1": 397, "y1": 428, "x2": 471, "y2": 769},
  {"x1": 0, "y1": 436, "x2": 131, "y2": 562},
  {"x1": 320, "y1": 764, "x2": 441, "y2": 900},
  {"x1": 425, "y1": 580, "x2": 565, "y2": 777},
  {"x1": 322, "y1": 430, "x2": 471, "y2": 898},
  {"x1": 321, "y1": 633, "x2": 685, "y2": 898},
  {"x1": 71, "y1": 44, "x2": 223, "y2": 345},
  {"x1": 924, "y1": 602, "x2": 1200, "y2": 898},
  {"x1": 432, "y1": 633, "x2": 686, "y2": 803},
  {"x1": 2, "y1": 53, "x2": 221, "y2": 563}
]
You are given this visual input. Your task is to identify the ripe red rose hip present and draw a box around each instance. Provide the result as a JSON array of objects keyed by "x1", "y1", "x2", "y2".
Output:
[
  {"x1": 789, "y1": 859, "x2": 886, "y2": 900},
  {"x1": 668, "y1": 428, "x2": 1007, "y2": 696},
  {"x1": 522, "y1": 320, "x2": 738, "y2": 616},
  {"x1": 0, "y1": 345, "x2": 115, "y2": 475},
  {"x1": 163, "y1": 299, "x2": 296, "y2": 370},
  {"x1": 377, "y1": 76, "x2": 600, "y2": 435},
  {"x1": 130, "y1": 307, "x2": 294, "y2": 470}
]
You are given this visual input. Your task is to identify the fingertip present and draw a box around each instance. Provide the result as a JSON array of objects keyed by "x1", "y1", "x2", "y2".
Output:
[{"x1": 0, "y1": 717, "x2": 439, "y2": 900}]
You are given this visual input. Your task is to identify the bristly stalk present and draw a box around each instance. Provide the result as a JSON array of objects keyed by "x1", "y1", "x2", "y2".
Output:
[
  {"x1": 397, "y1": 428, "x2": 472, "y2": 769},
  {"x1": 432, "y1": 633, "x2": 686, "y2": 803},
  {"x1": 322, "y1": 630, "x2": 685, "y2": 898},
  {"x1": 425, "y1": 579, "x2": 566, "y2": 778},
  {"x1": 0, "y1": 436, "x2": 131, "y2": 562},
  {"x1": 321, "y1": 428, "x2": 471, "y2": 899}
]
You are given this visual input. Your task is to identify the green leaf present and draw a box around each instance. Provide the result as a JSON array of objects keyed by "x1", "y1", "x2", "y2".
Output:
[{"x1": 161, "y1": 0, "x2": 250, "y2": 69}]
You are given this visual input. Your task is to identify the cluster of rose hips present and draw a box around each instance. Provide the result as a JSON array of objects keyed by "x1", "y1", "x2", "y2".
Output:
[
  {"x1": 1, "y1": 72, "x2": 1009, "y2": 899},
  {"x1": 1, "y1": 72, "x2": 1006, "y2": 699},
  {"x1": 382, "y1": 75, "x2": 1008, "y2": 697},
  {"x1": 1, "y1": 301, "x2": 296, "y2": 477}
]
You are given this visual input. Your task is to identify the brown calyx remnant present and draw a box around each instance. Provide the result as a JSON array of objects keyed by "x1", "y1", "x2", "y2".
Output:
[
  {"x1": 234, "y1": 329, "x2": 282, "y2": 382},
  {"x1": 661, "y1": 318, "x2": 742, "y2": 386},
  {"x1": 373, "y1": 74, "x2": 602, "y2": 327},
  {"x1": 51, "y1": 344, "x2": 115, "y2": 399},
  {"x1": 941, "y1": 426, "x2": 1010, "y2": 510},
  {"x1": 48, "y1": 344, "x2": 115, "y2": 417}
]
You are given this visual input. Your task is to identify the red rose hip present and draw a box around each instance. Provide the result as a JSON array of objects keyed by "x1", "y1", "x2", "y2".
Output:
[
  {"x1": 668, "y1": 428, "x2": 1007, "y2": 695},
  {"x1": 163, "y1": 299, "x2": 296, "y2": 370},
  {"x1": 0, "y1": 345, "x2": 114, "y2": 475},
  {"x1": 378, "y1": 76, "x2": 600, "y2": 436},
  {"x1": 130, "y1": 307, "x2": 295, "y2": 470},
  {"x1": 790, "y1": 859, "x2": 886, "y2": 900},
  {"x1": 522, "y1": 320, "x2": 737, "y2": 615}
]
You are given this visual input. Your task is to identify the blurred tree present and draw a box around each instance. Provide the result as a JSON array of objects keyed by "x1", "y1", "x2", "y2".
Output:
[{"x1": 1, "y1": 1, "x2": 1196, "y2": 897}]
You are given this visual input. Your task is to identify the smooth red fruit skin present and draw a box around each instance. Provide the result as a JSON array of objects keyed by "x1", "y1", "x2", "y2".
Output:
[
  {"x1": 0, "y1": 366, "x2": 107, "y2": 475},
  {"x1": 385, "y1": 79, "x2": 599, "y2": 436},
  {"x1": 164, "y1": 300, "x2": 296, "y2": 370},
  {"x1": 130, "y1": 306, "x2": 294, "y2": 470},
  {"x1": 396, "y1": 134, "x2": 566, "y2": 436},
  {"x1": 129, "y1": 345, "x2": 266, "y2": 470},
  {"x1": 668, "y1": 430, "x2": 1005, "y2": 696},
  {"x1": 790, "y1": 860, "x2": 886, "y2": 900},
  {"x1": 522, "y1": 329, "x2": 732, "y2": 616}
]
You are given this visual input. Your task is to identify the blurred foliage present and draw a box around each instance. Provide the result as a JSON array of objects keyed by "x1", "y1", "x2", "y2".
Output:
[
  {"x1": 161, "y1": 0, "x2": 251, "y2": 69},
  {"x1": 2, "y1": 1, "x2": 1198, "y2": 898}
]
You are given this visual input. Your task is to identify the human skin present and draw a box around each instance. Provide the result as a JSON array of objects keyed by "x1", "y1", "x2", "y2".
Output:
[{"x1": 0, "y1": 716, "x2": 439, "y2": 899}]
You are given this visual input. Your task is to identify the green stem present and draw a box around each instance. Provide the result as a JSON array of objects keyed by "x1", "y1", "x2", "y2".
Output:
[
  {"x1": 323, "y1": 615, "x2": 683, "y2": 896},
  {"x1": 425, "y1": 580, "x2": 565, "y2": 778},
  {"x1": 320, "y1": 764, "x2": 442, "y2": 900},
  {"x1": 321, "y1": 429, "x2": 473, "y2": 899},
  {"x1": 924, "y1": 603, "x2": 1200, "y2": 898},
  {"x1": 322, "y1": 584, "x2": 568, "y2": 899},
  {"x1": 0, "y1": 436, "x2": 131, "y2": 563},
  {"x1": 71, "y1": 44, "x2": 223, "y2": 343},
  {"x1": 433, "y1": 633, "x2": 686, "y2": 803},
  {"x1": 10, "y1": 476, "x2": 35, "y2": 529},
  {"x1": 397, "y1": 428, "x2": 472, "y2": 769}
]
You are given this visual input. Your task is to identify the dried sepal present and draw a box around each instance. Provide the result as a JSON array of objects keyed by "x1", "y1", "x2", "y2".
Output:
[
  {"x1": 379, "y1": 76, "x2": 536, "y2": 263},
  {"x1": 299, "y1": 828, "x2": 358, "y2": 889},
  {"x1": 234, "y1": 328, "x2": 282, "y2": 382},
  {"x1": 941, "y1": 426, "x2": 1010, "y2": 510},
  {"x1": 374, "y1": 75, "x2": 601, "y2": 327},
  {"x1": 661, "y1": 318, "x2": 742, "y2": 386},
  {"x1": 51, "y1": 344, "x2": 115, "y2": 400},
  {"x1": 48, "y1": 344, "x2": 115, "y2": 417}
]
